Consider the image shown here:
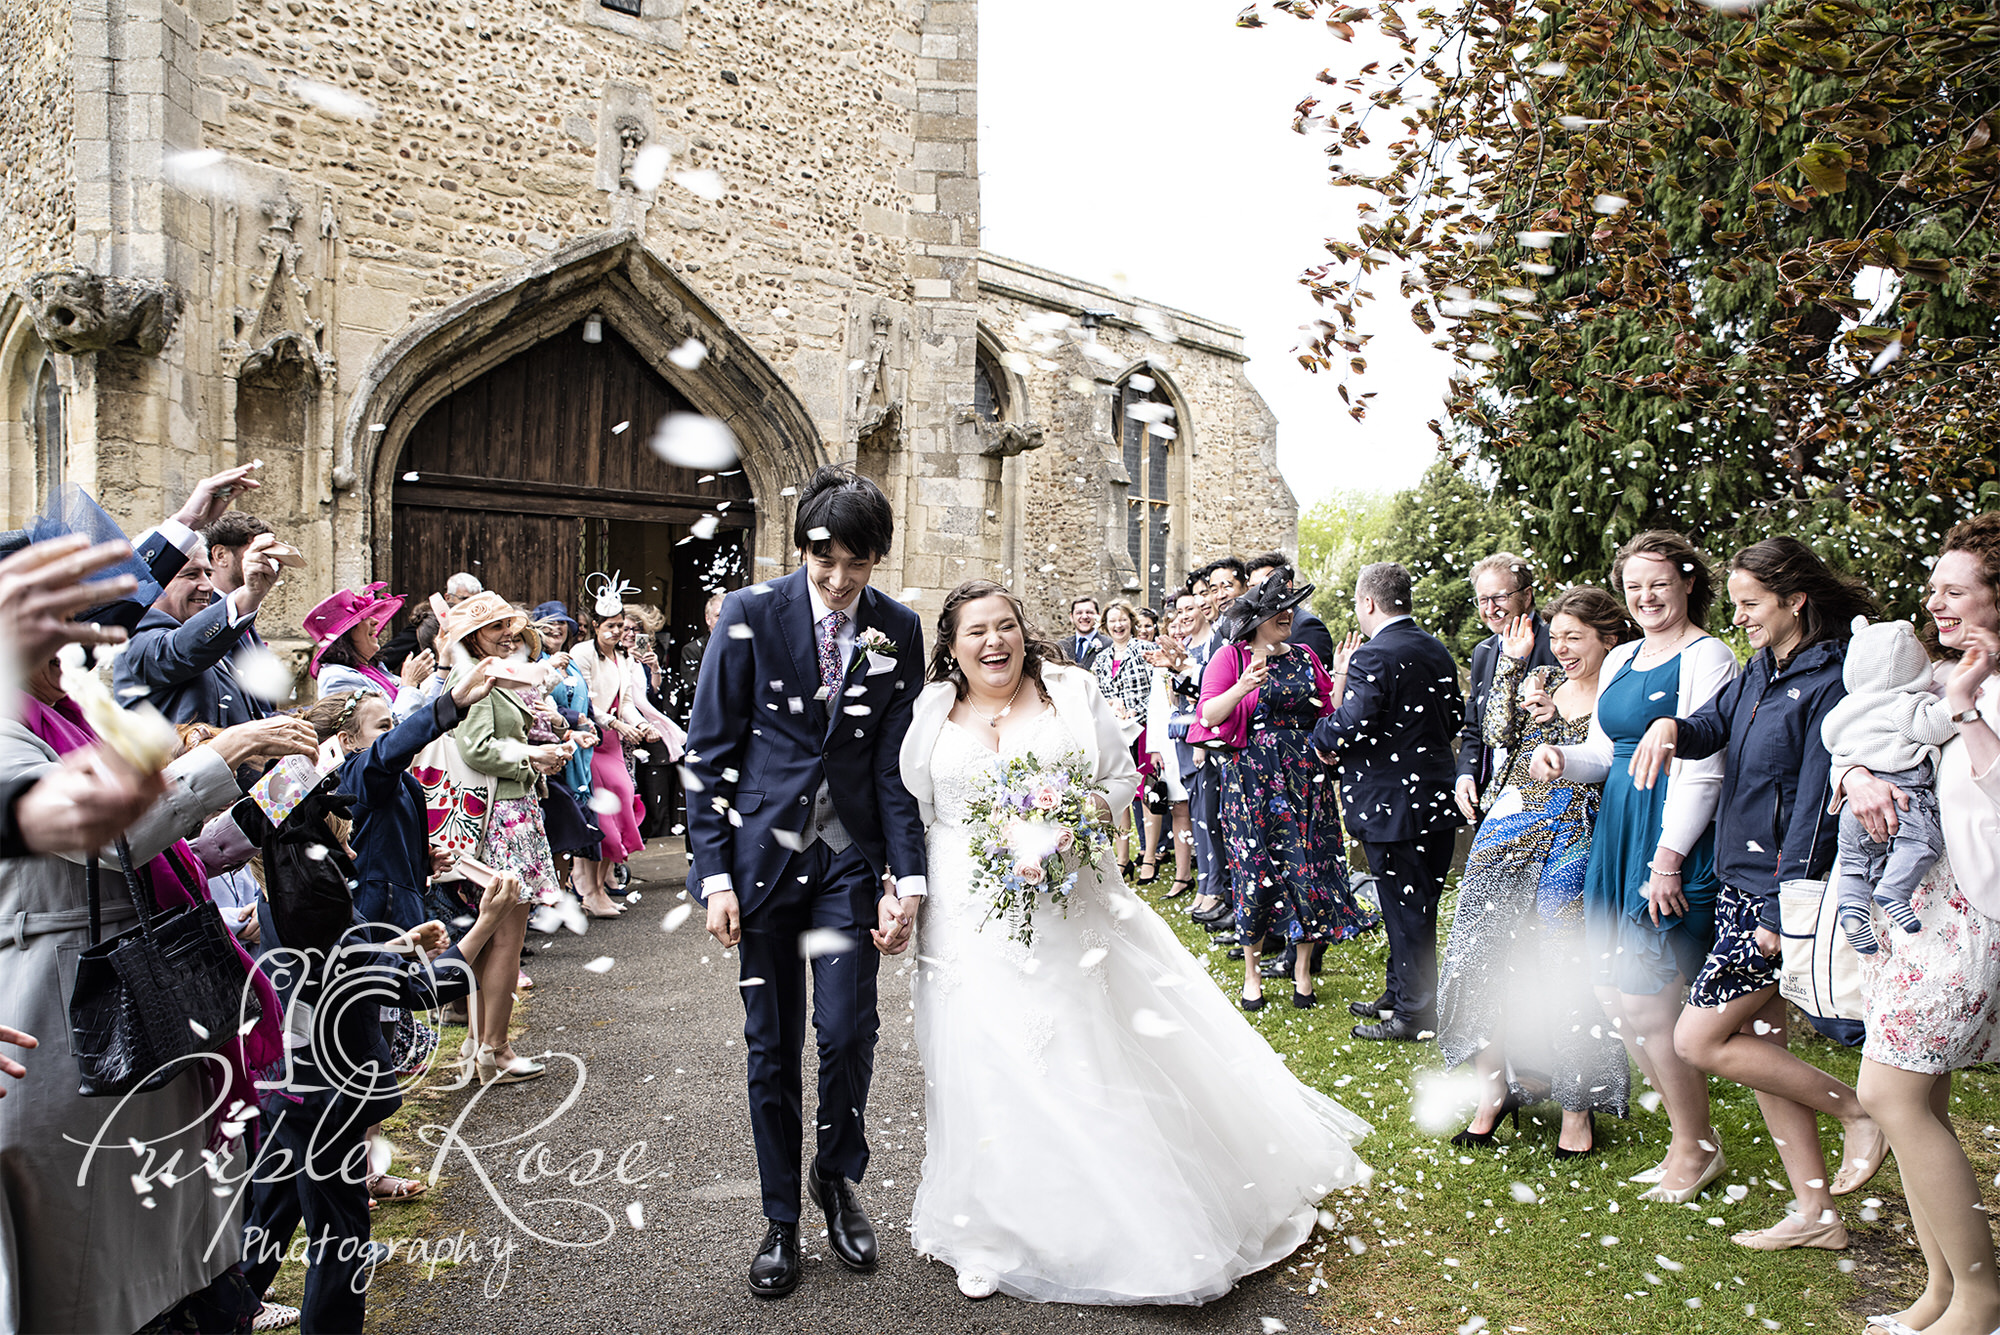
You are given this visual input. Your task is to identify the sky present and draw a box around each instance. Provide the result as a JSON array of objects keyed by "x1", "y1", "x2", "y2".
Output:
[{"x1": 976, "y1": 0, "x2": 1456, "y2": 511}]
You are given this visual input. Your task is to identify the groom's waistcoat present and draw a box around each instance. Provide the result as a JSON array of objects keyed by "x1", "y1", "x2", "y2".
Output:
[{"x1": 681, "y1": 568, "x2": 929, "y2": 916}]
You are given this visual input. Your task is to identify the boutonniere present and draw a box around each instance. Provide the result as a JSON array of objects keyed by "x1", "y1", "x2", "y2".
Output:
[{"x1": 857, "y1": 627, "x2": 900, "y2": 676}]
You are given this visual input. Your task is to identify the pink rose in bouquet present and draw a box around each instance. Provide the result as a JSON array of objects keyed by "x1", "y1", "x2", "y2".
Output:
[
  {"x1": 1054, "y1": 828, "x2": 1075, "y2": 853},
  {"x1": 1014, "y1": 861, "x2": 1047, "y2": 885},
  {"x1": 1031, "y1": 786, "x2": 1060, "y2": 812}
]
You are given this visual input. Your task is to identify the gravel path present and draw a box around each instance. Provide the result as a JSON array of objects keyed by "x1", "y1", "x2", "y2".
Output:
[{"x1": 365, "y1": 844, "x2": 1339, "y2": 1334}]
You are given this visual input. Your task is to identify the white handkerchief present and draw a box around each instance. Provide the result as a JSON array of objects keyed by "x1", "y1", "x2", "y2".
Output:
[{"x1": 864, "y1": 651, "x2": 897, "y2": 677}]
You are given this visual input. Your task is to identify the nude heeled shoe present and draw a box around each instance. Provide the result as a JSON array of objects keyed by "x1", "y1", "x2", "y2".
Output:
[{"x1": 1637, "y1": 1148, "x2": 1727, "y2": 1204}]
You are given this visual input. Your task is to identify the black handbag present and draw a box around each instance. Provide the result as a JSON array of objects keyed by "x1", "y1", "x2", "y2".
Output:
[{"x1": 68, "y1": 840, "x2": 262, "y2": 1097}]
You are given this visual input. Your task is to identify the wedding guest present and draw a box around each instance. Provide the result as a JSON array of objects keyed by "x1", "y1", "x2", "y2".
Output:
[
  {"x1": 378, "y1": 573, "x2": 479, "y2": 674},
  {"x1": 572, "y1": 607, "x2": 672, "y2": 908},
  {"x1": 1311, "y1": 562, "x2": 1464, "y2": 1041},
  {"x1": 514, "y1": 623, "x2": 607, "y2": 910},
  {"x1": 624, "y1": 602, "x2": 679, "y2": 840},
  {"x1": 1066, "y1": 596, "x2": 1109, "y2": 668},
  {"x1": 1155, "y1": 575, "x2": 1234, "y2": 924},
  {"x1": 1247, "y1": 551, "x2": 1335, "y2": 666},
  {"x1": 1620, "y1": 536, "x2": 1882, "y2": 1247},
  {"x1": 1205, "y1": 556, "x2": 1250, "y2": 624},
  {"x1": 1531, "y1": 530, "x2": 1738, "y2": 1203},
  {"x1": 306, "y1": 583, "x2": 436, "y2": 721},
  {"x1": 1841, "y1": 513, "x2": 2000, "y2": 1335},
  {"x1": 532, "y1": 602, "x2": 603, "y2": 876},
  {"x1": 0, "y1": 661, "x2": 305, "y2": 1332},
  {"x1": 437, "y1": 592, "x2": 567, "y2": 1084},
  {"x1": 115, "y1": 520, "x2": 293, "y2": 728},
  {"x1": 1199, "y1": 574, "x2": 1375, "y2": 1010},
  {"x1": 1133, "y1": 606, "x2": 1160, "y2": 641},
  {"x1": 1438, "y1": 588, "x2": 1633, "y2": 1156},
  {"x1": 1142, "y1": 592, "x2": 1200, "y2": 899},
  {"x1": 1093, "y1": 599, "x2": 1162, "y2": 880},
  {"x1": 1456, "y1": 552, "x2": 1559, "y2": 820}
]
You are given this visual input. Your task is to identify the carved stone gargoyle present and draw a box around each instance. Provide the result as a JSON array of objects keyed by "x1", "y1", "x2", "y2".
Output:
[
  {"x1": 976, "y1": 418, "x2": 1045, "y2": 459},
  {"x1": 25, "y1": 268, "x2": 182, "y2": 356}
]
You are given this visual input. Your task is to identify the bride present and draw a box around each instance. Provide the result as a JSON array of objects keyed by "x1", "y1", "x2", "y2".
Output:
[{"x1": 898, "y1": 579, "x2": 1372, "y2": 1304}]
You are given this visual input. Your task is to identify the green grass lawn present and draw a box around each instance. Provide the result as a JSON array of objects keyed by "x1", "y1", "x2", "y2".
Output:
[{"x1": 1142, "y1": 878, "x2": 2000, "y2": 1335}]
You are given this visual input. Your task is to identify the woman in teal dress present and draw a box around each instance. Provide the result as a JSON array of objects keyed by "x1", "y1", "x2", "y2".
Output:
[
  {"x1": 1438, "y1": 588, "x2": 1634, "y2": 1156},
  {"x1": 1534, "y1": 531, "x2": 1739, "y2": 1204}
]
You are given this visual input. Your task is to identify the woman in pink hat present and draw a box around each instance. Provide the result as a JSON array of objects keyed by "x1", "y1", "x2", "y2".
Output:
[{"x1": 307, "y1": 582, "x2": 437, "y2": 719}]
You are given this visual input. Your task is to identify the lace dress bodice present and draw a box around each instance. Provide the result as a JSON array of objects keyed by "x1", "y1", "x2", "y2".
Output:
[{"x1": 929, "y1": 708, "x2": 1082, "y2": 830}]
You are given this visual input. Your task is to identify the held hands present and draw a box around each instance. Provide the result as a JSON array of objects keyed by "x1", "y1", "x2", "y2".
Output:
[
  {"x1": 872, "y1": 879, "x2": 919, "y2": 955},
  {"x1": 1528, "y1": 743, "x2": 1566, "y2": 783},
  {"x1": 1499, "y1": 613, "x2": 1538, "y2": 661},
  {"x1": 528, "y1": 742, "x2": 573, "y2": 775},
  {"x1": 1628, "y1": 717, "x2": 1679, "y2": 791},
  {"x1": 400, "y1": 648, "x2": 437, "y2": 689}
]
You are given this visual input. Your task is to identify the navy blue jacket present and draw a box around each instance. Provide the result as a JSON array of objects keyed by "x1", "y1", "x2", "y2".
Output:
[
  {"x1": 114, "y1": 599, "x2": 269, "y2": 727},
  {"x1": 1310, "y1": 617, "x2": 1465, "y2": 843},
  {"x1": 1457, "y1": 618, "x2": 1558, "y2": 788},
  {"x1": 1673, "y1": 637, "x2": 1847, "y2": 929},
  {"x1": 1289, "y1": 608, "x2": 1337, "y2": 673},
  {"x1": 684, "y1": 569, "x2": 928, "y2": 916},
  {"x1": 337, "y1": 690, "x2": 464, "y2": 929}
]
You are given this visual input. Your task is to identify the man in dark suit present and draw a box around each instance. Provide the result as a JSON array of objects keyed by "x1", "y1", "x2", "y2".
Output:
[
  {"x1": 115, "y1": 513, "x2": 287, "y2": 727},
  {"x1": 1311, "y1": 562, "x2": 1464, "y2": 1042},
  {"x1": 1455, "y1": 551, "x2": 1558, "y2": 820},
  {"x1": 1066, "y1": 595, "x2": 1110, "y2": 668},
  {"x1": 685, "y1": 466, "x2": 929, "y2": 1301}
]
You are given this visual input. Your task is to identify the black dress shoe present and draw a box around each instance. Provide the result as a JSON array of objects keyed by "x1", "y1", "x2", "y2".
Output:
[
  {"x1": 807, "y1": 1162, "x2": 879, "y2": 1273},
  {"x1": 1226, "y1": 946, "x2": 1246, "y2": 960},
  {"x1": 1259, "y1": 958, "x2": 1289, "y2": 979},
  {"x1": 748, "y1": 1220, "x2": 800, "y2": 1299},
  {"x1": 1352, "y1": 1015, "x2": 1432, "y2": 1042},
  {"x1": 1347, "y1": 996, "x2": 1392, "y2": 1020}
]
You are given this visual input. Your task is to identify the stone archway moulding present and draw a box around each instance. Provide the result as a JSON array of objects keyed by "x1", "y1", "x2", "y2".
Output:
[{"x1": 336, "y1": 229, "x2": 827, "y2": 585}]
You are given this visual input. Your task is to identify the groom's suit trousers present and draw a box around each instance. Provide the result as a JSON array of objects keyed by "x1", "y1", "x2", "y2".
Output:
[{"x1": 737, "y1": 836, "x2": 882, "y2": 1223}]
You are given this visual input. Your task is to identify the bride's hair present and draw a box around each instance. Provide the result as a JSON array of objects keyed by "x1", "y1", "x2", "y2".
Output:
[{"x1": 929, "y1": 579, "x2": 1063, "y2": 702}]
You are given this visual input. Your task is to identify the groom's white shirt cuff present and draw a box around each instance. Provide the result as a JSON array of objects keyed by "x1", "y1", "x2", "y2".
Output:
[{"x1": 701, "y1": 871, "x2": 927, "y2": 898}]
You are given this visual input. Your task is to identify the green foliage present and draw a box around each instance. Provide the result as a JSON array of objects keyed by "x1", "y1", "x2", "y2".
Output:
[{"x1": 1299, "y1": 462, "x2": 1523, "y2": 657}]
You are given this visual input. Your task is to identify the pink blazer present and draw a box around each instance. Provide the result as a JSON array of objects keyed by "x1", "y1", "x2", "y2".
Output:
[{"x1": 1190, "y1": 642, "x2": 1335, "y2": 750}]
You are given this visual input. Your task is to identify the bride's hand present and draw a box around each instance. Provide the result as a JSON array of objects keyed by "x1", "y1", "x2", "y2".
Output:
[{"x1": 872, "y1": 886, "x2": 918, "y2": 955}]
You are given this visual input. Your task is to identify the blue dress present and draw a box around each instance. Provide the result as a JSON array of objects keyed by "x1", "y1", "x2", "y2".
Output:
[{"x1": 1582, "y1": 650, "x2": 1720, "y2": 995}]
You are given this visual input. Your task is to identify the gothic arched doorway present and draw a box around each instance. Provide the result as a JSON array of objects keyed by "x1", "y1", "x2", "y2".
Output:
[{"x1": 390, "y1": 317, "x2": 754, "y2": 666}]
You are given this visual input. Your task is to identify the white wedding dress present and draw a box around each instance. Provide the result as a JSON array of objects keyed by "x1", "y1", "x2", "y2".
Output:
[{"x1": 908, "y1": 707, "x2": 1373, "y2": 1305}]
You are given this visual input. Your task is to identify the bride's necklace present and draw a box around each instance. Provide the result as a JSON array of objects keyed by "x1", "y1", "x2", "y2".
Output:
[{"x1": 966, "y1": 677, "x2": 1027, "y2": 731}]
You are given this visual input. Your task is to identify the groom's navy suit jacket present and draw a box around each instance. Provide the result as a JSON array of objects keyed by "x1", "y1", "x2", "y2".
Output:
[
  {"x1": 1309, "y1": 617, "x2": 1464, "y2": 844},
  {"x1": 684, "y1": 569, "x2": 928, "y2": 917}
]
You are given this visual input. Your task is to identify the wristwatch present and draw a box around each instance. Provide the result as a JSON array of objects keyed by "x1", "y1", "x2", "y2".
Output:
[{"x1": 1956, "y1": 706, "x2": 1987, "y2": 725}]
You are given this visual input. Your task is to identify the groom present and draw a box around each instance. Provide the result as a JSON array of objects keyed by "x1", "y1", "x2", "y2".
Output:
[{"x1": 685, "y1": 466, "x2": 930, "y2": 1300}]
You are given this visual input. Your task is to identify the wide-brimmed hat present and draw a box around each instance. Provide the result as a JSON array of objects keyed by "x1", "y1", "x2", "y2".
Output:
[
  {"x1": 437, "y1": 591, "x2": 528, "y2": 658},
  {"x1": 303, "y1": 582, "x2": 406, "y2": 676},
  {"x1": 1217, "y1": 569, "x2": 1316, "y2": 644},
  {"x1": 529, "y1": 600, "x2": 579, "y2": 636}
]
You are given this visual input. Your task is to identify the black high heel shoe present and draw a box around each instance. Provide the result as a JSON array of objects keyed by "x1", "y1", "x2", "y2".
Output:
[
  {"x1": 1134, "y1": 856, "x2": 1161, "y2": 885},
  {"x1": 1450, "y1": 1089, "x2": 1526, "y2": 1148},
  {"x1": 1553, "y1": 1113, "x2": 1597, "y2": 1160},
  {"x1": 1240, "y1": 990, "x2": 1266, "y2": 1012},
  {"x1": 1162, "y1": 876, "x2": 1195, "y2": 900}
]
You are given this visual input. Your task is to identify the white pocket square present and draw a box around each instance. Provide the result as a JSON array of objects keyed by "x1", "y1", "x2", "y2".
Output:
[{"x1": 864, "y1": 651, "x2": 897, "y2": 676}]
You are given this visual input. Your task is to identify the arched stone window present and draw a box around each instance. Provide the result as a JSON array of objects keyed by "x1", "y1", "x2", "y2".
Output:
[
  {"x1": 1116, "y1": 371, "x2": 1178, "y2": 610},
  {"x1": 32, "y1": 357, "x2": 63, "y2": 499},
  {"x1": 973, "y1": 346, "x2": 1005, "y2": 425}
]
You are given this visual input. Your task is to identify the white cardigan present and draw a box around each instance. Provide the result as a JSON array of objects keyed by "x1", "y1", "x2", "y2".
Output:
[
  {"x1": 899, "y1": 664, "x2": 1140, "y2": 827},
  {"x1": 1555, "y1": 634, "x2": 1740, "y2": 858}
]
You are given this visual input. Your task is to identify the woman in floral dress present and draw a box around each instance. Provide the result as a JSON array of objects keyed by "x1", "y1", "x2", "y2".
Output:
[
  {"x1": 1438, "y1": 589, "x2": 1633, "y2": 1156},
  {"x1": 1197, "y1": 574, "x2": 1375, "y2": 1011}
]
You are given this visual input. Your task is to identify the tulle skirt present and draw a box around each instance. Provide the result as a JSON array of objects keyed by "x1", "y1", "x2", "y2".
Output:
[{"x1": 909, "y1": 827, "x2": 1371, "y2": 1305}]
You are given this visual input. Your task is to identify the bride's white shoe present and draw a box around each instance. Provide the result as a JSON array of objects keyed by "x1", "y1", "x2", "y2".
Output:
[{"x1": 956, "y1": 1270, "x2": 998, "y2": 1300}]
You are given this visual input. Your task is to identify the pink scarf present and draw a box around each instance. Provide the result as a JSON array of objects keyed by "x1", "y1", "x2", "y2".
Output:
[
  {"x1": 18, "y1": 695, "x2": 284, "y2": 1138},
  {"x1": 352, "y1": 662, "x2": 400, "y2": 699}
]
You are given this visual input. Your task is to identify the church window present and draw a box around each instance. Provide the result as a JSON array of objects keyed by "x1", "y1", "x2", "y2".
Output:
[
  {"x1": 973, "y1": 349, "x2": 1004, "y2": 425},
  {"x1": 1117, "y1": 373, "x2": 1175, "y2": 610},
  {"x1": 32, "y1": 357, "x2": 62, "y2": 499}
]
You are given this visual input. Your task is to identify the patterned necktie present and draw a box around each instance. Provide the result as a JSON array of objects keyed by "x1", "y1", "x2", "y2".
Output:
[{"x1": 818, "y1": 610, "x2": 848, "y2": 695}]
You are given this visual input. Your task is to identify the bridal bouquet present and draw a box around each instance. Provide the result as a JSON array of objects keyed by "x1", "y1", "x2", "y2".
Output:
[{"x1": 963, "y1": 753, "x2": 1113, "y2": 947}]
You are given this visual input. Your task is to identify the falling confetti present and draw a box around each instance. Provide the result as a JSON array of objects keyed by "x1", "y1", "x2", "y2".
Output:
[
  {"x1": 648, "y1": 413, "x2": 740, "y2": 470},
  {"x1": 674, "y1": 168, "x2": 726, "y2": 200},
  {"x1": 661, "y1": 903, "x2": 695, "y2": 932},
  {"x1": 583, "y1": 956, "x2": 616, "y2": 974},
  {"x1": 800, "y1": 928, "x2": 852, "y2": 959},
  {"x1": 631, "y1": 143, "x2": 673, "y2": 191},
  {"x1": 291, "y1": 79, "x2": 378, "y2": 120},
  {"x1": 668, "y1": 338, "x2": 709, "y2": 370}
]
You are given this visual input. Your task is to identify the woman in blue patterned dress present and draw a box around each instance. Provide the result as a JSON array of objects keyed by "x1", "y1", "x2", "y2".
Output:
[
  {"x1": 1438, "y1": 588, "x2": 1634, "y2": 1156},
  {"x1": 1198, "y1": 575, "x2": 1376, "y2": 1012}
]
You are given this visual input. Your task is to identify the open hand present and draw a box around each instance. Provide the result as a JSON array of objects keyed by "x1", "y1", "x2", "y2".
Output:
[
  {"x1": 0, "y1": 535, "x2": 139, "y2": 668},
  {"x1": 400, "y1": 648, "x2": 437, "y2": 689},
  {"x1": 1332, "y1": 631, "x2": 1363, "y2": 681},
  {"x1": 1454, "y1": 775, "x2": 1478, "y2": 821},
  {"x1": 1947, "y1": 632, "x2": 1996, "y2": 715},
  {"x1": 1499, "y1": 613, "x2": 1538, "y2": 661},
  {"x1": 213, "y1": 715, "x2": 318, "y2": 768},
  {"x1": 16, "y1": 747, "x2": 166, "y2": 855},
  {"x1": 1629, "y1": 717, "x2": 1678, "y2": 791},
  {"x1": 170, "y1": 463, "x2": 263, "y2": 533},
  {"x1": 0, "y1": 1025, "x2": 37, "y2": 1097},
  {"x1": 1841, "y1": 768, "x2": 1910, "y2": 843}
]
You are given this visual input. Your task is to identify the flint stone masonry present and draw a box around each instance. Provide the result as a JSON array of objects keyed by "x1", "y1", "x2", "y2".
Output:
[{"x1": 2, "y1": 0, "x2": 1292, "y2": 646}]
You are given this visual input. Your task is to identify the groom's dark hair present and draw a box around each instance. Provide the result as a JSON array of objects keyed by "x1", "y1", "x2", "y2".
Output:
[{"x1": 793, "y1": 465, "x2": 894, "y2": 561}]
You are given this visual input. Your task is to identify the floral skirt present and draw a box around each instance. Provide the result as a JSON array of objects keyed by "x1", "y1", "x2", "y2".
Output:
[
  {"x1": 479, "y1": 794, "x2": 561, "y2": 903},
  {"x1": 1686, "y1": 883, "x2": 1782, "y2": 1010},
  {"x1": 1861, "y1": 856, "x2": 2000, "y2": 1074}
]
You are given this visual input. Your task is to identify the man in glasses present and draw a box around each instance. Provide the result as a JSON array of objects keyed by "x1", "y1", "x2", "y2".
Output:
[{"x1": 1453, "y1": 552, "x2": 1558, "y2": 821}]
